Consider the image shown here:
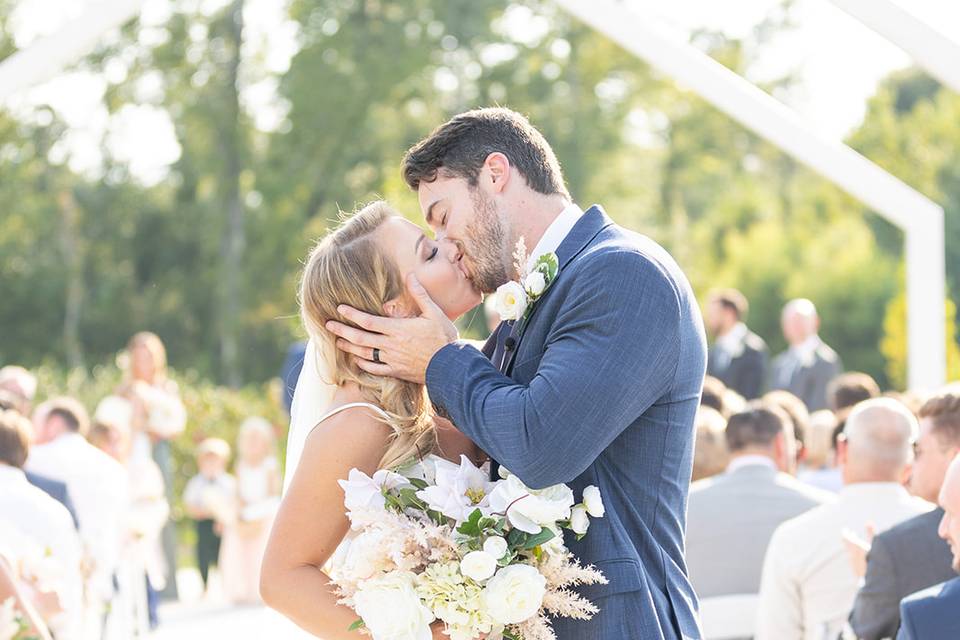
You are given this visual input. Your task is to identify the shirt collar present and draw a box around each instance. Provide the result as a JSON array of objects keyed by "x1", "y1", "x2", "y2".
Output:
[
  {"x1": 526, "y1": 202, "x2": 583, "y2": 272},
  {"x1": 716, "y1": 322, "x2": 748, "y2": 353},
  {"x1": 0, "y1": 464, "x2": 27, "y2": 484},
  {"x1": 790, "y1": 334, "x2": 822, "y2": 358},
  {"x1": 726, "y1": 455, "x2": 778, "y2": 474}
]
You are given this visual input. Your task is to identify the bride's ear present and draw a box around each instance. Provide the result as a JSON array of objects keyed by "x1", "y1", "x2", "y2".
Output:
[{"x1": 383, "y1": 296, "x2": 414, "y2": 319}]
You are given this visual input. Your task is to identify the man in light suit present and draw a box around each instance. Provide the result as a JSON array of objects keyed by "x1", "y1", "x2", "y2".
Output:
[
  {"x1": 706, "y1": 289, "x2": 768, "y2": 400},
  {"x1": 687, "y1": 403, "x2": 832, "y2": 598},
  {"x1": 897, "y1": 455, "x2": 960, "y2": 640},
  {"x1": 849, "y1": 391, "x2": 959, "y2": 639},
  {"x1": 770, "y1": 299, "x2": 842, "y2": 411},
  {"x1": 328, "y1": 108, "x2": 706, "y2": 639}
]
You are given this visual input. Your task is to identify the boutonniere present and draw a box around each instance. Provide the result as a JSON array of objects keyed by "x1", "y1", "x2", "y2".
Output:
[{"x1": 493, "y1": 238, "x2": 559, "y2": 325}]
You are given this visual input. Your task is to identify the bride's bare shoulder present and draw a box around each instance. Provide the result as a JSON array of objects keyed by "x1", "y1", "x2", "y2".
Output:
[{"x1": 300, "y1": 405, "x2": 392, "y2": 466}]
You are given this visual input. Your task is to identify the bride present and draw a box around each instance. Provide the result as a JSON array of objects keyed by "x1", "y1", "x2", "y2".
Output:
[{"x1": 260, "y1": 200, "x2": 485, "y2": 638}]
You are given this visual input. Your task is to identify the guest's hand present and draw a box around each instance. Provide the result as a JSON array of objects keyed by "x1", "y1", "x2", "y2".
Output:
[
  {"x1": 842, "y1": 523, "x2": 876, "y2": 578},
  {"x1": 327, "y1": 274, "x2": 458, "y2": 384}
]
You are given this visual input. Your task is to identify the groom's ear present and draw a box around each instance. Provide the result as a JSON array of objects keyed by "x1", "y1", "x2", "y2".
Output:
[{"x1": 483, "y1": 152, "x2": 510, "y2": 194}]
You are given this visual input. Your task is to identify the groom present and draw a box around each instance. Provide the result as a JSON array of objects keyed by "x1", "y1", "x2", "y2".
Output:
[{"x1": 328, "y1": 108, "x2": 706, "y2": 639}]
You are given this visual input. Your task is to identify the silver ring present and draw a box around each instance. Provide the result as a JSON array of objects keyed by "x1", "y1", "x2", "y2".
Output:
[{"x1": 372, "y1": 348, "x2": 382, "y2": 364}]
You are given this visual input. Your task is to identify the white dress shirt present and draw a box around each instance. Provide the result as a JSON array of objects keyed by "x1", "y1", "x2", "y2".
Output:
[
  {"x1": 0, "y1": 464, "x2": 83, "y2": 637},
  {"x1": 755, "y1": 482, "x2": 932, "y2": 640},
  {"x1": 26, "y1": 433, "x2": 130, "y2": 603},
  {"x1": 525, "y1": 202, "x2": 583, "y2": 272}
]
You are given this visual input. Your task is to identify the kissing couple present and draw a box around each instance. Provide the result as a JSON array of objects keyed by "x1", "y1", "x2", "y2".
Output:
[{"x1": 261, "y1": 107, "x2": 707, "y2": 640}]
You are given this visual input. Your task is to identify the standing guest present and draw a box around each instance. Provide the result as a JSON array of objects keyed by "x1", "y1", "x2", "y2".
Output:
[
  {"x1": 847, "y1": 391, "x2": 959, "y2": 639},
  {"x1": 0, "y1": 366, "x2": 36, "y2": 416},
  {"x1": 770, "y1": 299, "x2": 842, "y2": 411},
  {"x1": 183, "y1": 438, "x2": 235, "y2": 594},
  {"x1": 756, "y1": 398, "x2": 931, "y2": 640},
  {"x1": 687, "y1": 404, "x2": 831, "y2": 599},
  {"x1": 896, "y1": 455, "x2": 960, "y2": 640},
  {"x1": 91, "y1": 395, "x2": 170, "y2": 633},
  {"x1": 115, "y1": 331, "x2": 186, "y2": 600},
  {"x1": 25, "y1": 397, "x2": 128, "y2": 638},
  {"x1": 798, "y1": 410, "x2": 844, "y2": 493},
  {"x1": 705, "y1": 289, "x2": 769, "y2": 400},
  {"x1": 692, "y1": 407, "x2": 730, "y2": 482},
  {"x1": 0, "y1": 409, "x2": 82, "y2": 638},
  {"x1": 220, "y1": 417, "x2": 281, "y2": 604}
]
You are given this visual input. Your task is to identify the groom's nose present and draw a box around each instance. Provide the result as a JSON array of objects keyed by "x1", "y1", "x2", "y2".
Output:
[{"x1": 441, "y1": 239, "x2": 463, "y2": 262}]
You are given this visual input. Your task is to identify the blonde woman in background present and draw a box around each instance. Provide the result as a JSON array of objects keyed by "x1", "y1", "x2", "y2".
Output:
[{"x1": 220, "y1": 417, "x2": 281, "y2": 604}]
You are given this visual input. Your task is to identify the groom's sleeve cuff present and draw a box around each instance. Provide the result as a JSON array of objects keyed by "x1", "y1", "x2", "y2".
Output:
[{"x1": 426, "y1": 340, "x2": 478, "y2": 419}]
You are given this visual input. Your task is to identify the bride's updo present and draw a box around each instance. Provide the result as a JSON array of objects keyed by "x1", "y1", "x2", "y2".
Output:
[{"x1": 299, "y1": 200, "x2": 436, "y2": 470}]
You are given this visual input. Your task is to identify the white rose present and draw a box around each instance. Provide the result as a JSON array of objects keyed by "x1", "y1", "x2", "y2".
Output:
[
  {"x1": 494, "y1": 281, "x2": 528, "y2": 321},
  {"x1": 482, "y1": 565, "x2": 547, "y2": 625},
  {"x1": 354, "y1": 571, "x2": 434, "y2": 640},
  {"x1": 570, "y1": 505, "x2": 590, "y2": 535},
  {"x1": 582, "y1": 485, "x2": 605, "y2": 518},
  {"x1": 523, "y1": 271, "x2": 546, "y2": 297},
  {"x1": 460, "y1": 551, "x2": 498, "y2": 582},
  {"x1": 488, "y1": 475, "x2": 575, "y2": 534},
  {"x1": 340, "y1": 530, "x2": 393, "y2": 581},
  {"x1": 483, "y1": 536, "x2": 509, "y2": 559}
]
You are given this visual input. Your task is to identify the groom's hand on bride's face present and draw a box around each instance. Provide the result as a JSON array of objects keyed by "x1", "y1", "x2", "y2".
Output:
[{"x1": 326, "y1": 274, "x2": 458, "y2": 384}]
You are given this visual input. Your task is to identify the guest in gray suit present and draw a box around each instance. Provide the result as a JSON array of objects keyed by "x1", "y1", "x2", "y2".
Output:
[
  {"x1": 686, "y1": 403, "x2": 832, "y2": 598},
  {"x1": 896, "y1": 454, "x2": 960, "y2": 640},
  {"x1": 770, "y1": 299, "x2": 842, "y2": 411},
  {"x1": 849, "y1": 391, "x2": 959, "y2": 639},
  {"x1": 706, "y1": 289, "x2": 768, "y2": 400}
]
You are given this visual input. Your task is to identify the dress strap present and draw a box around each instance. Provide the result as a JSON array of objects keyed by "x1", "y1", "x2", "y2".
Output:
[{"x1": 308, "y1": 402, "x2": 391, "y2": 438}]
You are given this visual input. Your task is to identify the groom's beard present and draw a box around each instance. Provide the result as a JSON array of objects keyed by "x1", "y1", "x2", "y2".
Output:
[{"x1": 464, "y1": 188, "x2": 512, "y2": 294}]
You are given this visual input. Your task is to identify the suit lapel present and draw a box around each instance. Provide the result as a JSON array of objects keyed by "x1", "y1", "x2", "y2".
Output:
[{"x1": 501, "y1": 205, "x2": 614, "y2": 374}]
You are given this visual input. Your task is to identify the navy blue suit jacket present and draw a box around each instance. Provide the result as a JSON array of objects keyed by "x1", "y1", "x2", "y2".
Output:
[
  {"x1": 897, "y1": 576, "x2": 960, "y2": 640},
  {"x1": 25, "y1": 470, "x2": 80, "y2": 529},
  {"x1": 427, "y1": 206, "x2": 706, "y2": 639}
]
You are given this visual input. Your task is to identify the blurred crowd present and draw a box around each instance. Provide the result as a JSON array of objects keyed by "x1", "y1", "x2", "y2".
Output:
[
  {"x1": 689, "y1": 288, "x2": 960, "y2": 640},
  {"x1": 0, "y1": 332, "x2": 280, "y2": 639}
]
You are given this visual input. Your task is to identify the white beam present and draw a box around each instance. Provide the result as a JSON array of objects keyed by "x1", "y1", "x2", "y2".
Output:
[
  {"x1": 0, "y1": 0, "x2": 146, "y2": 102},
  {"x1": 829, "y1": 0, "x2": 960, "y2": 95},
  {"x1": 555, "y1": 0, "x2": 946, "y2": 390}
]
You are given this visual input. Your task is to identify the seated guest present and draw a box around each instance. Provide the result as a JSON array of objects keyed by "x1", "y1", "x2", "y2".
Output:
[
  {"x1": 25, "y1": 397, "x2": 129, "y2": 637},
  {"x1": 763, "y1": 390, "x2": 811, "y2": 460},
  {"x1": 700, "y1": 375, "x2": 746, "y2": 419},
  {"x1": 0, "y1": 409, "x2": 82, "y2": 637},
  {"x1": 849, "y1": 392, "x2": 959, "y2": 639},
  {"x1": 897, "y1": 455, "x2": 960, "y2": 640},
  {"x1": 0, "y1": 365, "x2": 37, "y2": 416},
  {"x1": 828, "y1": 372, "x2": 881, "y2": 415},
  {"x1": 692, "y1": 407, "x2": 729, "y2": 481},
  {"x1": 770, "y1": 299, "x2": 842, "y2": 411},
  {"x1": 705, "y1": 288, "x2": 769, "y2": 400},
  {"x1": 756, "y1": 398, "x2": 932, "y2": 640},
  {"x1": 687, "y1": 404, "x2": 832, "y2": 598},
  {"x1": 798, "y1": 410, "x2": 844, "y2": 493}
]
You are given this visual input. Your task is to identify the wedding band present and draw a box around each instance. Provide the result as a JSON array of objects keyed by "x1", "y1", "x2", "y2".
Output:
[{"x1": 372, "y1": 348, "x2": 382, "y2": 364}]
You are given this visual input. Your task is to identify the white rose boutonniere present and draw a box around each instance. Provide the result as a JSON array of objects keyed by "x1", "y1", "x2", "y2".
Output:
[
  {"x1": 493, "y1": 281, "x2": 528, "y2": 322},
  {"x1": 493, "y1": 238, "x2": 560, "y2": 325}
]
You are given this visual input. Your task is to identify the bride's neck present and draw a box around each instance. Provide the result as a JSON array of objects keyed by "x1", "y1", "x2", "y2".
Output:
[{"x1": 331, "y1": 381, "x2": 378, "y2": 407}]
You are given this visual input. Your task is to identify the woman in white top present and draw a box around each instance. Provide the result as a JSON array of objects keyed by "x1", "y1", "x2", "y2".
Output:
[
  {"x1": 260, "y1": 201, "x2": 485, "y2": 639},
  {"x1": 220, "y1": 417, "x2": 281, "y2": 604}
]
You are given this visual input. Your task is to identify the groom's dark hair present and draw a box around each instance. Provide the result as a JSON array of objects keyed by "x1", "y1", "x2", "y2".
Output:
[{"x1": 402, "y1": 107, "x2": 570, "y2": 199}]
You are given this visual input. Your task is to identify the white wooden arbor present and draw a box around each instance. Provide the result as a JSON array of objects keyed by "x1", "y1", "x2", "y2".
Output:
[
  {"x1": 555, "y1": 0, "x2": 950, "y2": 391},
  {"x1": 0, "y1": 0, "x2": 953, "y2": 390}
]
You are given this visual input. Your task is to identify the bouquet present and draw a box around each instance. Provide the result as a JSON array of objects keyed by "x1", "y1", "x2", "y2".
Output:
[{"x1": 332, "y1": 456, "x2": 608, "y2": 640}]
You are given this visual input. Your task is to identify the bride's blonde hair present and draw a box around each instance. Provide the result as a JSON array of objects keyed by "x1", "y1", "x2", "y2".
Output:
[{"x1": 299, "y1": 200, "x2": 436, "y2": 470}]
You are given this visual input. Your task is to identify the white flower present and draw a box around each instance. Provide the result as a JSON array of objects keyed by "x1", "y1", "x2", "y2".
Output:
[
  {"x1": 582, "y1": 485, "x2": 605, "y2": 518},
  {"x1": 460, "y1": 551, "x2": 498, "y2": 582},
  {"x1": 483, "y1": 536, "x2": 508, "y2": 559},
  {"x1": 570, "y1": 505, "x2": 590, "y2": 535},
  {"x1": 488, "y1": 475, "x2": 575, "y2": 534},
  {"x1": 482, "y1": 565, "x2": 547, "y2": 625},
  {"x1": 497, "y1": 466, "x2": 511, "y2": 480},
  {"x1": 338, "y1": 468, "x2": 409, "y2": 513},
  {"x1": 354, "y1": 571, "x2": 435, "y2": 640},
  {"x1": 416, "y1": 455, "x2": 495, "y2": 523},
  {"x1": 523, "y1": 271, "x2": 546, "y2": 297},
  {"x1": 340, "y1": 530, "x2": 394, "y2": 581},
  {"x1": 494, "y1": 281, "x2": 528, "y2": 321},
  {"x1": 0, "y1": 598, "x2": 19, "y2": 640}
]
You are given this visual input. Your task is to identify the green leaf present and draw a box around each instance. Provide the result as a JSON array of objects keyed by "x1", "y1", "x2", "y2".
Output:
[
  {"x1": 347, "y1": 619, "x2": 365, "y2": 632},
  {"x1": 506, "y1": 528, "x2": 528, "y2": 549},
  {"x1": 407, "y1": 477, "x2": 429, "y2": 490},
  {"x1": 523, "y1": 528, "x2": 556, "y2": 549}
]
